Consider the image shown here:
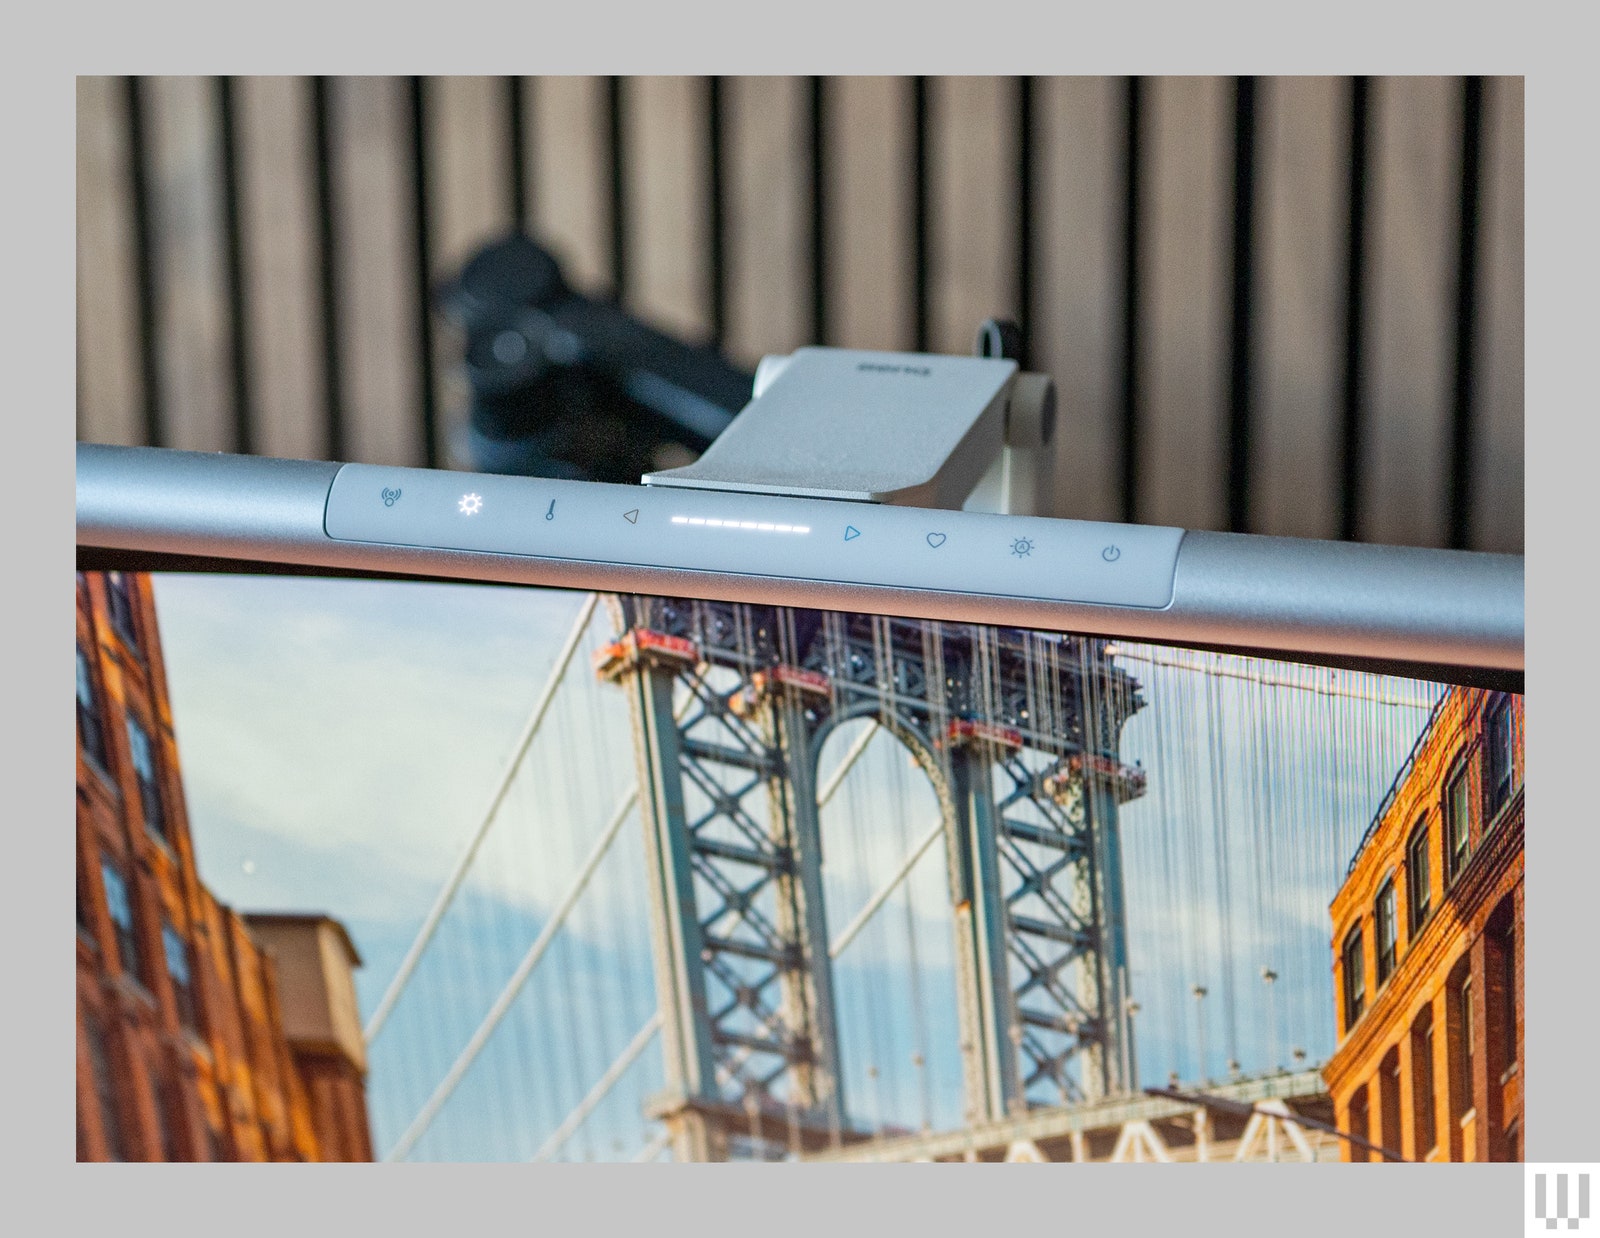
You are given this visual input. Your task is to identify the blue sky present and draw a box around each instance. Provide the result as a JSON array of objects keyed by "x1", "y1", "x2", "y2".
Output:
[{"x1": 149, "y1": 573, "x2": 1442, "y2": 1160}]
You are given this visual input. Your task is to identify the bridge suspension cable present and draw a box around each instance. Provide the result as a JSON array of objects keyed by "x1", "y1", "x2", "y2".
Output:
[
  {"x1": 364, "y1": 592, "x2": 600, "y2": 1046},
  {"x1": 817, "y1": 721, "x2": 879, "y2": 808},
  {"x1": 829, "y1": 820, "x2": 942, "y2": 959},
  {"x1": 531, "y1": 1011, "x2": 665, "y2": 1162},
  {"x1": 384, "y1": 776, "x2": 637, "y2": 1161},
  {"x1": 383, "y1": 674, "x2": 704, "y2": 1161},
  {"x1": 1111, "y1": 646, "x2": 1442, "y2": 708}
]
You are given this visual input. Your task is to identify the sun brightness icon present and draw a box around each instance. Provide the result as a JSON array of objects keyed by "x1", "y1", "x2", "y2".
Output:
[
  {"x1": 458, "y1": 492, "x2": 484, "y2": 516},
  {"x1": 1010, "y1": 536, "x2": 1034, "y2": 559}
]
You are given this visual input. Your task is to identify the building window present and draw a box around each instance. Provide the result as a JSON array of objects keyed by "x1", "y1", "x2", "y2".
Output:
[
  {"x1": 163, "y1": 922, "x2": 199, "y2": 1032},
  {"x1": 124, "y1": 715, "x2": 167, "y2": 840},
  {"x1": 1486, "y1": 697, "x2": 1517, "y2": 821},
  {"x1": 1412, "y1": 1006, "x2": 1437, "y2": 1157},
  {"x1": 100, "y1": 859, "x2": 143, "y2": 986},
  {"x1": 1347, "y1": 1087, "x2": 1370, "y2": 1163},
  {"x1": 1407, "y1": 820, "x2": 1432, "y2": 935},
  {"x1": 106, "y1": 570, "x2": 140, "y2": 651},
  {"x1": 1496, "y1": 909, "x2": 1518, "y2": 1072},
  {"x1": 1379, "y1": 1047, "x2": 1402, "y2": 1160},
  {"x1": 1375, "y1": 878, "x2": 1398, "y2": 986},
  {"x1": 1342, "y1": 926, "x2": 1366, "y2": 1031},
  {"x1": 1504, "y1": 929, "x2": 1518, "y2": 1069},
  {"x1": 1461, "y1": 972, "x2": 1476, "y2": 1095},
  {"x1": 83, "y1": 1014, "x2": 126, "y2": 1161},
  {"x1": 163, "y1": 922, "x2": 200, "y2": 1032},
  {"x1": 76, "y1": 645, "x2": 109, "y2": 771},
  {"x1": 151, "y1": 1070, "x2": 178, "y2": 1162},
  {"x1": 1445, "y1": 767, "x2": 1471, "y2": 882}
]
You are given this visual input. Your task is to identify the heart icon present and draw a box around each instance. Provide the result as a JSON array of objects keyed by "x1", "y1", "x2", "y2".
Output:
[{"x1": 926, "y1": 532, "x2": 947, "y2": 548}]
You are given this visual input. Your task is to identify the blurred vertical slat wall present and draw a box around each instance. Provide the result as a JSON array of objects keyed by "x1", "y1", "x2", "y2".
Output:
[{"x1": 75, "y1": 75, "x2": 1524, "y2": 553}]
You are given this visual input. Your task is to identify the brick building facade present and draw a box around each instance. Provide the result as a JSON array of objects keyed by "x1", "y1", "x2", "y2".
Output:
[
  {"x1": 76, "y1": 569, "x2": 373, "y2": 1161},
  {"x1": 1323, "y1": 686, "x2": 1524, "y2": 1162}
]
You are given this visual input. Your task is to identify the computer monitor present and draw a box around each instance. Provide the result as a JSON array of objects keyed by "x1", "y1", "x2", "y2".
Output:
[{"x1": 75, "y1": 444, "x2": 1524, "y2": 1165}]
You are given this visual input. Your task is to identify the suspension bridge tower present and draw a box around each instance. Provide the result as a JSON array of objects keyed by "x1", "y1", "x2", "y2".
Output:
[{"x1": 596, "y1": 595, "x2": 1148, "y2": 1160}]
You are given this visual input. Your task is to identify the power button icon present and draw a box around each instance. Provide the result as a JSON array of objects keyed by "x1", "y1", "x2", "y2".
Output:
[{"x1": 1101, "y1": 545, "x2": 1122, "y2": 563}]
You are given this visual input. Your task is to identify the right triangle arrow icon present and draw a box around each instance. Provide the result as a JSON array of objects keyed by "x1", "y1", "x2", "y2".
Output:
[
  {"x1": 623, "y1": 509, "x2": 639, "y2": 524},
  {"x1": 844, "y1": 526, "x2": 861, "y2": 541}
]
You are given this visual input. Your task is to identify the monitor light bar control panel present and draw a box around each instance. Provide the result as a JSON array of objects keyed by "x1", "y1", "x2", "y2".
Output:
[{"x1": 324, "y1": 463, "x2": 1185, "y2": 610}]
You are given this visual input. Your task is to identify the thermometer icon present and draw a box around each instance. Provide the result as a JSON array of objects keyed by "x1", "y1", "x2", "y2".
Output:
[{"x1": 545, "y1": 500, "x2": 556, "y2": 521}]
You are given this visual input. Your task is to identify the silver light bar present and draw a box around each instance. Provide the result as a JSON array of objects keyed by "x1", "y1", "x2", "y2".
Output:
[{"x1": 76, "y1": 444, "x2": 1523, "y2": 675}]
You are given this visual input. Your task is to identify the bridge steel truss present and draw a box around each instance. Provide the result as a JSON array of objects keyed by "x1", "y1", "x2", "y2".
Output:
[{"x1": 599, "y1": 595, "x2": 1146, "y2": 1160}]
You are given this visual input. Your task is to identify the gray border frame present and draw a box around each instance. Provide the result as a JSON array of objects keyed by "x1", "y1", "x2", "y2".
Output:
[{"x1": 31, "y1": 41, "x2": 1585, "y2": 1238}]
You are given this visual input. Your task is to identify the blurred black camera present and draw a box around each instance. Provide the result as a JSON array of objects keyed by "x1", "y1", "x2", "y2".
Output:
[{"x1": 436, "y1": 233, "x2": 752, "y2": 483}]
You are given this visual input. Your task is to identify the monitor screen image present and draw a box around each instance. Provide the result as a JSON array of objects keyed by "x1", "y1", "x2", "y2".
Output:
[{"x1": 74, "y1": 569, "x2": 1525, "y2": 1164}]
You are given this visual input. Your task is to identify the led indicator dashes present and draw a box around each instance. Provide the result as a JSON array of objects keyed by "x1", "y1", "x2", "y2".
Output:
[{"x1": 671, "y1": 515, "x2": 811, "y2": 535}]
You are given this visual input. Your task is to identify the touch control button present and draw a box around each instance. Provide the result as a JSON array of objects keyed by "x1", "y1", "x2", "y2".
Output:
[{"x1": 1102, "y1": 544, "x2": 1122, "y2": 563}]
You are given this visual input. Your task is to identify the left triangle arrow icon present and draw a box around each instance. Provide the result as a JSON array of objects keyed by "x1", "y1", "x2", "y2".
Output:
[{"x1": 623, "y1": 509, "x2": 639, "y2": 524}]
